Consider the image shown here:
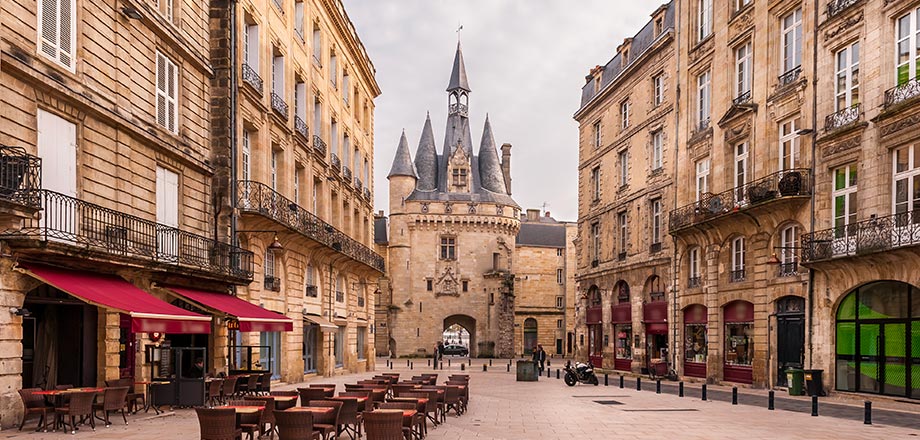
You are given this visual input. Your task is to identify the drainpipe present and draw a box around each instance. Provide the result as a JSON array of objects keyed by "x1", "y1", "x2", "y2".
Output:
[
  {"x1": 229, "y1": 0, "x2": 239, "y2": 252},
  {"x1": 806, "y1": 0, "x2": 819, "y2": 370},
  {"x1": 669, "y1": 3, "x2": 682, "y2": 371}
]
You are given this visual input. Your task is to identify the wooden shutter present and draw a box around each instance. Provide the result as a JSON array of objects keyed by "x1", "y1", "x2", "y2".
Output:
[
  {"x1": 39, "y1": 0, "x2": 75, "y2": 68},
  {"x1": 156, "y1": 52, "x2": 178, "y2": 133}
]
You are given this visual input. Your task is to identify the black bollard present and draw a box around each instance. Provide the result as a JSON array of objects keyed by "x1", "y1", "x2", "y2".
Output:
[
  {"x1": 556, "y1": 369, "x2": 560, "y2": 379},
  {"x1": 619, "y1": 375, "x2": 624, "y2": 388},
  {"x1": 448, "y1": 359, "x2": 451, "y2": 367},
  {"x1": 604, "y1": 374, "x2": 608, "y2": 386},
  {"x1": 461, "y1": 363, "x2": 465, "y2": 371},
  {"x1": 407, "y1": 359, "x2": 410, "y2": 367},
  {"x1": 864, "y1": 401, "x2": 872, "y2": 425},
  {"x1": 768, "y1": 391, "x2": 774, "y2": 410},
  {"x1": 428, "y1": 359, "x2": 431, "y2": 367},
  {"x1": 678, "y1": 381, "x2": 684, "y2": 397},
  {"x1": 489, "y1": 359, "x2": 492, "y2": 366},
  {"x1": 656, "y1": 379, "x2": 661, "y2": 394},
  {"x1": 732, "y1": 387, "x2": 738, "y2": 405},
  {"x1": 702, "y1": 384, "x2": 707, "y2": 401},
  {"x1": 811, "y1": 395, "x2": 818, "y2": 416},
  {"x1": 468, "y1": 358, "x2": 472, "y2": 366},
  {"x1": 637, "y1": 377, "x2": 641, "y2": 391},
  {"x1": 507, "y1": 363, "x2": 510, "y2": 372},
  {"x1": 482, "y1": 364, "x2": 487, "y2": 372},
  {"x1": 410, "y1": 362, "x2": 413, "y2": 370},
  {"x1": 390, "y1": 362, "x2": 393, "y2": 370}
]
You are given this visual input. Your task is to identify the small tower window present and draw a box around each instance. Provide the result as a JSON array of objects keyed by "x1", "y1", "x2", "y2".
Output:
[{"x1": 452, "y1": 168, "x2": 468, "y2": 187}]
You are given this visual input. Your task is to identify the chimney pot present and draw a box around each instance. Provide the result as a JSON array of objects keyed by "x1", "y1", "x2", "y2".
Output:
[{"x1": 545, "y1": 211, "x2": 551, "y2": 218}]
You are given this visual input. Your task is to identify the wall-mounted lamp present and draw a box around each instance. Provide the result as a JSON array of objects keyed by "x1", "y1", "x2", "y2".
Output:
[
  {"x1": 9, "y1": 307, "x2": 30, "y2": 317},
  {"x1": 120, "y1": 6, "x2": 143, "y2": 20},
  {"x1": 238, "y1": 230, "x2": 284, "y2": 253}
]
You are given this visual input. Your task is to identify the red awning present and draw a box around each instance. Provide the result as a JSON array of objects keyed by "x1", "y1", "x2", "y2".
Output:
[
  {"x1": 19, "y1": 263, "x2": 211, "y2": 334},
  {"x1": 167, "y1": 287, "x2": 293, "y2": 332}
]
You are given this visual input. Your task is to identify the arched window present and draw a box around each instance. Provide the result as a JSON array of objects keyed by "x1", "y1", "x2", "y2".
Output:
[
  {"x1": 616, "y1": 281, "x2": 630, "y2": 304},
  {"x1": 335, "y1": 275, "x2": 345, "y2": 303},
  {"x1": 646, "y1": 275, "x2": 664, "y2": 301},
  {"x1": 523, "y1": 318, "x2": 538, "y2": 355},
  {"x1": 264, "y1": 250, "x2": 279, "y2": 291},
  {"x1": 589, "y1": 286, "x2": 602, "y2": 307},
  {"x1": 688, "y1": 246, "x2": 702, "y2": 287},
  {"x1": 305, "y1": 264, "x2": 317, "y2": 297}
]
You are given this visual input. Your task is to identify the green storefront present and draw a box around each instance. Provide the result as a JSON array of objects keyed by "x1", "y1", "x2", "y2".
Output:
[{"x1": 835, "y1": 281, "x2": 920, "y2": 399}]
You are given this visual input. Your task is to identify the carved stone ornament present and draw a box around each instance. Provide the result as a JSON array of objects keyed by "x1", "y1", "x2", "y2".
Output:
[
  {"x1": 880, "y1": 113, "x2": 920, "y2": 138},
  {"x1": 444, "y1": 203, "x2": 452, "y2": 213},
  {"x1": 436, "y1": 266, "x2": 460, "y2": 297},
  {"x1": 825, "y1": 11, "x2": 863, "y2": 42},
  {"x1": 468, "y1": 203, "x2": 477, "y2": 214},
  {"x1": 728, "y1": 12, "x2": 754, "y2": 43},
  {"x1": 421, "y1": 202, "x2": 429, "y2": 213},
  {"x1": 496, "y1": 205, "x2": 504, "y2": 215},
  {"x1": 724, "y1": 121, "x2": 751, "y2": 143},
  {"x1": 688, "y1": 37, "x2": 714, "y2": 65},
  {"x1": 822, "y1": 135, "x2": 862, "y2": 157}
]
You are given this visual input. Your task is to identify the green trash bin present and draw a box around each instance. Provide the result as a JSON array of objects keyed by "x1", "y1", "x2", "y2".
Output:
[{"x1": 786, "y1": 368, "x2": 805, "y2": 396}]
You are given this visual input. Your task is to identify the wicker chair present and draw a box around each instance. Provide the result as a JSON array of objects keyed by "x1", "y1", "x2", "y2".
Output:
[
  {"x1": 221, "y1": 377, "x2": 239, "y2": 403},
  {"x1": 273, "y1": 409, "x2": 321, "y2": 440},
  {"x1": 208, "y1": 379, "x2": 224, "y2": 407},
  {"x1": 17, "y1": 388, "x2": 54, "y2": 431},
  {"x1": 307, "y1": 400, "x2": 342, "y2": 440},
  {"x1": 443, "y1": 386, "x2": 463, "y2": 416},
  {"x1": 237, "y1": 407, "x2": 263, "y2": 440},
  {"x1": 338, "y1": 391, "x2": 371, "y2": 412},
  {"x1": 258, "y1": 373, "x2": 272, "y2": 395},
  {"x1": 336, "y1": 397, "x2": 363, "y2": 440},
  {"x1": 445, "y1": 381, "x2": 468, "y2": 411},
  {"x1": 362, "y1": 411, "x2": 403, "y2": 440},
  {"x1": 376, "y1": 403, "x2": 420, "y2": 440},
  {"x1": 244, "y1": 375, "x2": 260, "y2": 396},
  {"x1": 308, "y1": 384, "x2": 336, "y2": 397},
  {"x1": 56, "y1": 390, "x2": 96, "y2": 434},
  {"x1": 414, "y1": 389, "x2": 441, "y2": 426},
  {"x1": 298, "y1": 388, "x2": 329, "y2": 405},
  {"x1": 400, "y1": 393, "x2": 431, "y2": 434},
  {"x1": 105, "y1": 378, "x2": 145, "y2": 414},
  {"x1": 244, "y1": 398, "x2": 275, "y2": 438},
  {"x1": 270, "y1": 391, "x2": 299, "y2": 410},
  {"x1": 93, "y1": 386, "x2": 130, "y2": 426},
  {"x1": 196, "y1": 407, "x2": 242, "y2": 440}
]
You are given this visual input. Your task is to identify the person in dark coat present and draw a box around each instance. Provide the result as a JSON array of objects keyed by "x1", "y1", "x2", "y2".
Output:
[{"x1": 534, "y1": 345, "x2": 546, "y2": 373}]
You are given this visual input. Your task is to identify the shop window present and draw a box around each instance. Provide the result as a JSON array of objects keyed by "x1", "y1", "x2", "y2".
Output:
[
  {"x1": 614, "y1": 324, "x2": 632, "y2": 360},
  {"x1": 357, "y1": 327, "x2": 366, "y2": 360},
  {"x1": 334, "y1": 326, "x2": 345, "y2": 367}
]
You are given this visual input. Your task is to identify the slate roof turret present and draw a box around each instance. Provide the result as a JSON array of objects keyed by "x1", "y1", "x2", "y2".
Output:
[
  {"x1": 414, "y1": 113, "x2": 439, "y2": 191},
  {"x1": 387, "y1": 130, "x2": 418, "y2": 179}
]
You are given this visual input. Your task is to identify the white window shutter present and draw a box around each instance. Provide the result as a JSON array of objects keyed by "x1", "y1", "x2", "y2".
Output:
[
  {"x1": 155, "y1": 52, "x2": 179, "y2": 133},
  {"x1": 39, "y1": 0, "x2": 74, "y2": 68}
]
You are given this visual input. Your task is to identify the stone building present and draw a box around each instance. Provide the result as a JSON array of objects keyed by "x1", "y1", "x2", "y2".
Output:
[
  {"x1": 514, "y1": 210, "x2": 577, "y2": 357},
  {"x1": 574, "y1": 2, "x2": 678, "y2": 375},
  {"x1": 382, "y1": 42, "x2": 522, "y2": 358},
  {"x1": 0, "y1": 0, "x2": 255, "y2": 423},
  {"x1": 209, "y1": 0, "x2": 383, "y2": 381}
]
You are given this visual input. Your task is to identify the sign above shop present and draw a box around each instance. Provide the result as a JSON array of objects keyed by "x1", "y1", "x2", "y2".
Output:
[{"x1": 226, "y1": 319, "x2": 240, "y2": 330}]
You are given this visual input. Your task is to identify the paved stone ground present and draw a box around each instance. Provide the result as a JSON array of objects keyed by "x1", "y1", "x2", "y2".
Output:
[{"x1": 5, "y1": 358, "x2": 918, "y2": 439}]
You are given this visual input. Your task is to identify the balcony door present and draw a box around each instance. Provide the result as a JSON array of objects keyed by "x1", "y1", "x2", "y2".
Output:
[
  {"x1": 37, "y1": 110, "x2": 76, "y2": 242},
  {"x1": 156, "y1": 167, "x2": 179, "y2": 261}
]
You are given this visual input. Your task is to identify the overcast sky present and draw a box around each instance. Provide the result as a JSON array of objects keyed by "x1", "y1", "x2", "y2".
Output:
[{"x1": 344, "y1": 0, "x2": 663, "y2": 221}]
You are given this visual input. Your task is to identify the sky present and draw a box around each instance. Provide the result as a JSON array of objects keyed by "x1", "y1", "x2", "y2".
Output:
[{"x1": 343, "y1": 0, "x2": 664, "y2": 221}]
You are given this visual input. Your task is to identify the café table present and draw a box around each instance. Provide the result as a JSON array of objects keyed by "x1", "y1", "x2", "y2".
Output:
[
  {"x1": 374, "y1": 409, "x2": 420, "y2": 437},
  {"x1": 251, "y1": 394, "x2": 298, "y2": 410},
  {"x1": 34, "y1": 388, "x2": 103, "y2": 431},
  {"x1": 331, "y1": 395, "x2": 368, "y2": 412},
  {"x1": 135, "y1": 380, "x2": 171, "y2": 414},
  {"x1": 285, "y1": 406, "x2": 334, "y2": 416}
]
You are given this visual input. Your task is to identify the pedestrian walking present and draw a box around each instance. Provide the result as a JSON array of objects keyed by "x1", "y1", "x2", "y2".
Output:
[{"x1": 534, "y1": 345, "x2": 546, "y2": 373}]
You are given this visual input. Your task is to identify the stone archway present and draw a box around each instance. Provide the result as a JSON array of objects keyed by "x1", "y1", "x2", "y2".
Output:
[{"x1": 443, "y1": 315, "x2": 477, "y2": 357}]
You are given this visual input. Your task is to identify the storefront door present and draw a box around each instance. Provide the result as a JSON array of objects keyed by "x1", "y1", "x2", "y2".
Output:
[
  {"x1": 523, "y1": 318, "x2": 537, "y2": 355},
  {"x1": 303, "y1": 324, "x2": 317, "y2": 374},
  {"x1": 776, "y1": 296, "x2": 805, "y2": 386},
  {"x1": 587, "y1": 324, "x2": 603, "y2": 368}
]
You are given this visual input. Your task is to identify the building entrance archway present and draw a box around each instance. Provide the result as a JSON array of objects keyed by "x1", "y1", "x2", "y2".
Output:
[
  {"x1": 443, "y1": 315, "x2": 476, "y2": 357},
  {"x1": 523, "y1": 318, "x2": 538, "y2": 355}
]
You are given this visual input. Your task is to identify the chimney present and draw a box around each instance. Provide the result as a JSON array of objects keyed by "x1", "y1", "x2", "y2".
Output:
[
  {"x1": 501, "y1": 143, "x2": 512, "y2": 195},
  {"x1": 526, "y1": 209, "x2": 540, "y2": 222},
  {"x1": 545, "y1": 211, "x2": 551, "y2": 218}
]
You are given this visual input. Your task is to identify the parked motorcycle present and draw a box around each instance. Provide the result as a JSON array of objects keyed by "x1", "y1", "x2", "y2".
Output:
[{"x1": 563, "y1": 360, "x2": 599, "y2": 386}]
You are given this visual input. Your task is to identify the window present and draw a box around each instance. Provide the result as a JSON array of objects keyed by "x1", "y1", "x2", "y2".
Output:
[
  {"x1": 157, "y1": 0, "x2": 173, "y2": 21},
  {"x1": 780, "y1": 225, "x2": 798, "y2": 267},
  {"x1": 356, "y1": 327, "x2": 366, "y2": 360},
  {"x1": 343, "y1": 72, "x2": 350, "y2": 105},
  {"x1": 688, "y1": 247, "x2": 700, "y2": 285},
  {"x1": 591, "y1": 166, "x2": 600, "y2": 200},
  {"x1": 591, "y1": 223, "x2": 600, "y2": 262},
  {"x1": 294, "y1": 0, "x2": 304, "y2": 39},
  {"x1": 295, "y1": 79, "x2": 306, "y2": 123},
  {"x1": 655, "y1": 17, "x2": 664, "y2": 36},
  {"x1": 329, "y1": 53, "x2": 338, "y2": 88},
  {"x1": 651, "y1": 131, "x2": 663, "y2": 170},
  {"x1": 294, "y1": 166, "x2": 303, "y2": 204},
  {"x1": 270, "y1": 150, "x2": 278, "y2": 190},
  {"x1": 241, "y1": 130, "x2": 251, "y2": 181},
  {"x1": 557, "y1": 319, "x2": 563, "y2": 328},
  {"x1": 313, "y1": 98, "x2": 322, "y2": 139},
  {"x1": 312, "y1": 27, "x2": 322, "y2": 65},
  {"x1": 781, "y1": 8, "x2": 803, "y2": 74},
  {"x1": 426, "y1": 279, "x2": 433, "y2": 291},
  {"x1": 735, "y1": 42, "x2": 752, "y2": 99},
  {"x1": 696, "y1": 158, "x2": 710, "y2": 201},
  {"x1": 343, "y1": 134, "x2": 351, "y2": 168},
  {"x1": 440, "y1": 236, "x2": 456, "y2": 260},
  {"x1": 331, "y1": 119, "x2": 338, "y2": 156},
  {"x1": 244, "y1": 23, "x2": 259, "y2": 68},
  {"x1": 619, "y1": 150, "x2": 628, "y2": 186},
  {"x1": 492, "y1": 253, "x2": 501, "y2": 271},
  {"x1": 38, "y1": 0, "x2": 76, "y2": 69},
  {"x1": 731, "y1": 237, "x2": 745, "y2": 282},
  {"x1": 735, "y1": 0, "x2": 751, "y2": 12},
  {"x1": 893, "y1": 145, "x2": 920, "y2": 217},
  {"x1": 452, "y1": 168, "x2": 468, "y2": 187},
  {"x1": 272, "y1": 53, "x2": 284, "y2": 96},
  {"x1": 335, "y1": 275, "x2": 344, "y2": 302},
  {"x1": 556, "y1": 248, "x2": 563, "y2": 256},
  {"x1": 618, "y1": 212, "x2": 628, "y2": 256},
  {"x1": 265, "y1": 249, "x2": 276, "y2": 283},
  {"x1": 592, "y1": 121, "x2": 601, "y2": 148},
  {"x1": 311, "y1": 178, "x2": 318, "y2": 214},
  {"x1": 305, "y1": 264, "x2": 317, "y2": 296},
  {"x1": 156, "y1": 52, "x2": 179, "y2": 133},
  {"x1": 833, "y1": 164, "x2": 858, "y2": 235},
  {"x1": 697, "y1": 70, "x2": 711, "y2": 128},
  {"x1": 556, "y1": 269, "x2": 564, "y2": 285},
  {"x1": 779, "y1": 117, "x2": 800, "y2": 171},
  {"x1": 556, "y1": 296, "x2": 564, "y2": 308},
  {"x1": 698, "y1": 0, "x2": 712, "y2": 41},
  {"x1": 735, "y1": 142, "x2": 748, "y2": 203},
  {"x1": 650, "y1": 199, "x2": 661, "y2": 246},
  {"x1": 835, "y1": 42, "x2": 860, "y2": 111},
  {"x1": 653, "y1": 74, "x2": 664, "y2": 106},
  {"x1": 260, "y1": 331, "x2": 282, "y2": 379},
  {"x1": 462, "y1": 280, "x2": 468, "y2": 292},
  {"x1": 303, "y1": 323, "x2": 317, "y2": 373},
  {"x1": 896, "y1": 9, "x2": 920, "y2": 85},
  {"x1": 156, "y1": 166, "x2": 179, "y2": 228},
  {"x1": 620, "y1": 100, "x2": 630, "y2": 129},
  {"x1": 334, "y1": 326, "x2": 344, "y2": 367}
]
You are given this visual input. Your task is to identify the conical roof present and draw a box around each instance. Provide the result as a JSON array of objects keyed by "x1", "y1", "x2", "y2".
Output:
[
  {"x1": 387, "y1": 130, "x2": 417, "y2": 179},
  {"x1": 446, "y1": 42, "x2": 471, "y2": 92},
  {"x1": 415, "y1": 113, "x2": 439, "y2": 191},
  {"x1": 477, "y1": 115, "x2": 506, "y2": 194}
]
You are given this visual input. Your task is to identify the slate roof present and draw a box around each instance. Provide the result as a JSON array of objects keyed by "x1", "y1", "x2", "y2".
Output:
[
  {"x1": 516, "y1": 222, "x2": 567, "y2": 248},
  {"x1": 447, "y1": 42, "x2": 471, "y2": 92},
  {"x1": 387, "y1": 130, "x2": 417, "y2": 179},
  {"x1": 374, "y1": 217, "x2": 388, "y2": 244}
]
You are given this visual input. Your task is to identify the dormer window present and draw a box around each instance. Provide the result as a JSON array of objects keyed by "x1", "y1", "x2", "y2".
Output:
[{"x1": 452, "y1": 168, "x2": 468, "y2": 187}]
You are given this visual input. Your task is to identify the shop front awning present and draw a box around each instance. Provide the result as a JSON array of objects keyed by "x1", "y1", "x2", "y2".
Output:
[
  {"x1": 166, "y1": 286, "x2": 293, "y2": 332},
  {"x1": 18, "y1": 263, "x2": 211, "y2": 334},
  {"x1": 303, "y1": 313, "x2": 338, "y2": 332}
]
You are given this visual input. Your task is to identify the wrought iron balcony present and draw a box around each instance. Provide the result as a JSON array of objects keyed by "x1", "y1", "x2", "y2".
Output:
[
  {"x1": 802, "y1": 210, "x2": 920, "y2": 263},
  {"x1": 617, "y1": 251, "x2": 626, "y2": 261},
  {"x1": 729, "y1": 269, "x2": 746, "y2": 283},
  {"x1": 305, "y1": 285, "x2": 318, "y2": 297},
  {"x1": 687, "y1": 276, "x2": 701, "y2": 288},
  {"x1": 294, "y1": 116, "x2": 308, "y2": 138},
  {"x1": 884, "y1": 78, "x2": 920, "y2": 109},
  {"x1": 0, "y1": 189, "x2": 254, "y2": 281},
  {"x1": 733, "y1": 90, "x2": 752, "y2": 106},
  {"x1": 650, "y1": 242, "x2": 662, "y2": 253},
  {"x1": 343, "y1": 166, "x2": 352, "y2": 182},
  {"x1": 331, "y1": 153, "x2": 341, "y2": 171},
  {"x1": 355, "y1": 178, "x2": 363, "y2": 192},
  {"x1": 696, "y1": 117, "x2": 711, "y2": 133},
  {"x1": 777, "y1": 66, "x2": 802, "y2": 88},
  {"x1": 669, "y1": 168, "x2": 812, "y2": 232},
  {"x1": 827, "y1": 0, "x2": 860, "y2": 18},
  {"x1": 312, "y1": 135, "x2": 327, "y2": 157},
  {"x1": 242, "y1": 64, "x2": 263, "y2": 95},
  {"x1": 0, "y1": 145, "x2": 41, "y2": 209},
  {"x1": 236, "y1": 180, "x2": 385, "y2": 272},
  {"x1": 824, "y1": 104, "x2": 861, "y2": 132},
  {"x1": 335, "y1": 290, "x2": 344, "y2": 302},
  {"x1": 264, "y1": 275, "x2": 281, "y2": 292},
  {"x1": 357, "y1": 295, "x2": 364, "y2": 307},
  {"x1": 271, "y1": 93, "x2": 288, "y2": 119},
  {"x1": 363, "y1": 188, "x2": 371, "y2": 201},
  {"x1": 778, "y1": 261, "x2": 799, "y2": 277}
]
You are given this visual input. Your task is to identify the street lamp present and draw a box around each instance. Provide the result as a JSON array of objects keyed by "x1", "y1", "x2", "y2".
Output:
[{"x1": 237, "y1": 230, "x2": 284, "y2": 254}]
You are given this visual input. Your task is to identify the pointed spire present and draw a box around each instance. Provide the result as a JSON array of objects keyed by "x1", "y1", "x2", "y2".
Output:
[
  {"x1": 415, "y1": 113, "x2": 439, "y2": 191},
  {"x1": 387, "y1": 130, "x2": 418, "y2": 179},
  {"x1": 447, "y1": 41, "x2": 471, "y2": 93},
  {"x1": 477, "y1": 115, "x2": 506, "y2": 194}
]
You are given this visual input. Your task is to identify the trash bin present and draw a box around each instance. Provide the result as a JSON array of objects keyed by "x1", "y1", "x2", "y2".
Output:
[
  {"x1": 786, "y1": 368, "x2": 805, "y2": 396},
  {"x1": 804, "y1": 369, "x2": 826, "y2": 396},
  {"x1": 516, "y1": 360, "x2": 538, "y2": 382}
]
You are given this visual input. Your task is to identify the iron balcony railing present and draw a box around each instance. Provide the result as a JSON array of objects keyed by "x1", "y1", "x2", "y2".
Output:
[
  {"x1": 778, "y1": 66, "x2": 802, "y2": 88},
  {"x1": 733, "y1": 90, "x2": 752, "y2": 106},
  {"x1": 687, "y1": 276, "x2": 701, "y2": 288},
  {"x1": 343, "y1": 166, "x2": 352, "y2": 183},
  {"x1": 264, "y1": 275, "x2": 281, "y2": 292},
  {"x1": 884, "y1": 78, "x2": 920, "y2": 109},
  {"x1": 335, "y1": 290, "x2": 344, "y2": 302},
  {"x1": 0, "y1": 145, "x2": 41, "y2": 209},
  {"x1": 696, "y1": 117, "x2": 711, "y2": 133},
  {"x1": 824, "y1": 103, "x2": 861, "y2": 132},
  {"x1": 242, "y1": 64, "x2": 263, "y2": 95},
  {"x1": 355, "y1": 178, "x2": 363, "y2": 192},
  {"x1": 669, "y1": 168, "x2": 812, "y2": 232},
  {"x1": 331, "y1": 153, "x2": 341, "y2": 171},
  {"x1": 294, "y1": 116, "x2": 308, "y2": 138},
  {"x1": 357, "y1": 296, "x2": 364, "y2": 307},
  {"x1": 270, "y1": 93, "x2": 288, "y2": 119},
  {"x1": 778, "y1": 261, "x2": 799, "y2": 277},
  {"x1": 236, "y1": 180, "x2": 385, "y2": 272},
  {"x1": 305, "y1": 285, "x2": 318, "y2": 297},
  {"x1": 729, "y1": 269, "x2": 746, "y2": 283},
  {"x1": 0, "y1": 189, "x2": 254, "y2": 280},
  {"x1": 802, "y1": 209, "x2": 920, "y2": 263},
  {"x1": 827, "y1": 0, "x2": 860, "y2": 18},
  {"x1": 363, "y1": 188, "x2": 371, "y2": 201},
  {"x1": 312, "y1": 135, "x2": 327, "y2": 157}
]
